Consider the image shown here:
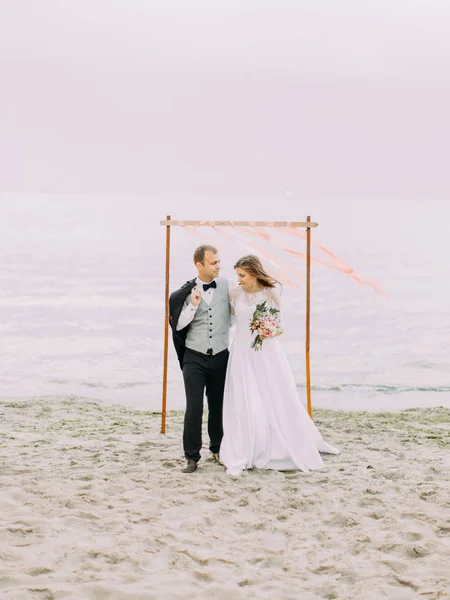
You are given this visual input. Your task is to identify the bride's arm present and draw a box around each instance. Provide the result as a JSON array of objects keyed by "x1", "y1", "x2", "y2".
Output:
[
  {"x1": 263, "y1": 284, "x2": 282, "y2": 308},
  {"x1": 228, "y1": 279, "x2": 240, "y2": 326}
]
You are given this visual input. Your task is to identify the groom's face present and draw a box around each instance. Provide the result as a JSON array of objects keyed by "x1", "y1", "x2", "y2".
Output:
[{"x1": 196, "y1": 251, "x2": 221, "y2": 282}]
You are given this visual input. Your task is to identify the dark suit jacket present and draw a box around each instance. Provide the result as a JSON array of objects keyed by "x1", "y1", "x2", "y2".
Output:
[{"x1": 169, "y1": 278, "x2": 197, "y2": 369}]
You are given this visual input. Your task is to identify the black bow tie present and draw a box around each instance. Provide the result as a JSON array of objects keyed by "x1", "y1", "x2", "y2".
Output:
[{"x1": 203, "y1": 281, "x2": 217, "y2": 291}]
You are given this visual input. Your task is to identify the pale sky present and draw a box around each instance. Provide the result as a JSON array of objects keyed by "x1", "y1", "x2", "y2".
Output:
[{"x1": 1, "y1": 0, "x2": 449, "y2": 201}]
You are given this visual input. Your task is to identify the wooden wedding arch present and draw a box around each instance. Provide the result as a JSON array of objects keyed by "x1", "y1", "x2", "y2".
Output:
[{"x1": 159, "y1": 216, "x2": 317, "y2": 434}]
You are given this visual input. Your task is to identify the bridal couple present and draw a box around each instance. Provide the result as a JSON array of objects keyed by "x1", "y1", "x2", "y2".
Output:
[{"x1": 169, "y1": 245, "x2": 339, "y2": 475}]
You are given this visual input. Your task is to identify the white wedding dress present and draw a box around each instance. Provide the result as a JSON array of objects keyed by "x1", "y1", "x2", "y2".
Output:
[{"x1": 220, "y1": 286, "x2": 339, "y2": 476}]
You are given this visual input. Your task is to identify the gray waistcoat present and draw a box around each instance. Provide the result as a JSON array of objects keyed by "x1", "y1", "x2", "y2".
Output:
[{"x1": 185, "y1": 278, "x2": 230, "y2": 355}]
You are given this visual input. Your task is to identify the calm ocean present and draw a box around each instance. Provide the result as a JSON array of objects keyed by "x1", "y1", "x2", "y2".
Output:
[{"x1": 1, "y1": 195, "x2": 449, "y2": 412}]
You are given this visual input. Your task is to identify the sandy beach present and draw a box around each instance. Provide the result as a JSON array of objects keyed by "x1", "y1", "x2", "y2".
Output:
[{"x1": 1, "y1": 396, "x2": 449, "y2": 600}]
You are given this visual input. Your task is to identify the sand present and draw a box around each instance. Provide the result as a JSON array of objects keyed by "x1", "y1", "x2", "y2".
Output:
[{"x1": 1, "y1": 396, "x2": 449, "y2": 600}]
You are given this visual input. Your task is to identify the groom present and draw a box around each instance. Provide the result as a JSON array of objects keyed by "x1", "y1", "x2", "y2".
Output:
[{"x1": 169, "y1": 245, "x2": 231, "y2": 473}]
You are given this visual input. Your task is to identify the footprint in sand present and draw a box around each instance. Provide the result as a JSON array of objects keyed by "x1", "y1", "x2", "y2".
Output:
[
  {"x1": 401, "y1": 531, "x2": 423, "y2": 541},
  {"x1": 325, "y1": 514, "x2": 359, "y2": 528},
  {"x1": 350, "y1": 535, "x2": 371, "y2": 555},
  {"x1": 25, "y1": 588, "x2": 55, "y2": 600},
  {"x1": 435, "y1": 524, "x2": 450, "y2": 537},
  {"x1": 358, "y1": 496, "x2": 383, "y2": 508},
  {"x1": 7, "y1": 524, "x2": 36, "y2": 537},
  {"x1": 404, "y1": 543, "x2": 432, "y2": 558},
  {"x1": 26, "y1": 567, "x2": 53, "y2": 577},
  {"x1": 418, "y1": 488, "x2": 437, "y2": 501},
  {"x1": 368, "y1": 510, "x2": 386, "y2": 520}
]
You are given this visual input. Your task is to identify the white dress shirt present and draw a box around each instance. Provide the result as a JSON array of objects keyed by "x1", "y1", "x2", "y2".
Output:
[{"x1": 176, "y1": 277, "x2": 217, "y2": 331}]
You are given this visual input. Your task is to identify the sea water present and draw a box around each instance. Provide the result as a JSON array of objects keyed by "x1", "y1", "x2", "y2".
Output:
[{"x1": 1, "y1": 195, "x2": 448, "y2": 412}]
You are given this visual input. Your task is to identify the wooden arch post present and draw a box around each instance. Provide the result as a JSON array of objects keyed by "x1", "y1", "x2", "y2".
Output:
[
  {"x1": 305, "y1": 216, "x2": 312, "y2": 417},
  {"x1": 159, "y1": 217, "x2": 317, "y2": 433},
  {"x1": 161, "y1": 215, "x2": 171, "y2": 434}
]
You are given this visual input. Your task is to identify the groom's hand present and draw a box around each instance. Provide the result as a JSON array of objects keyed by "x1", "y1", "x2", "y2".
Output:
[{"x1": 191, "y1": 288, "x2": 202, "y2": 307}]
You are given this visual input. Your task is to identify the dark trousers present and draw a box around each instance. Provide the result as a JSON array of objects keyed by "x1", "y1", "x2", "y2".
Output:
[{"x1": 182, "y1": 348, "x2": 229, "y2": 462}]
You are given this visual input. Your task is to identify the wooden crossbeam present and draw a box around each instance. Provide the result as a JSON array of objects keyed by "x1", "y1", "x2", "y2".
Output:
[{"x1": 159, "y1": 220, "x2": 318, "y2": 228}]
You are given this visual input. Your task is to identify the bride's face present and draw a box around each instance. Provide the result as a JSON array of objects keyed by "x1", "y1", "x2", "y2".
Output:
[{"x1": 236, "y1": 267, "x2": 257, "y2": 292}]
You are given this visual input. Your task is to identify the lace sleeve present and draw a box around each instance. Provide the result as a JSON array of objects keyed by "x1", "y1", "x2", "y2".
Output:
[
  {"x1": 262, "y1": 284, "x2": 282, "y2": 309},
  {"x1": 228, "y1": 281, "x2": 240, "y2": 321}
]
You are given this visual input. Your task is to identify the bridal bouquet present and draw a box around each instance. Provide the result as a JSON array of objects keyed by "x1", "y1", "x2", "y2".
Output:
[{"x1": 249, "y1": 301, "x2": 283, "y2": 351}]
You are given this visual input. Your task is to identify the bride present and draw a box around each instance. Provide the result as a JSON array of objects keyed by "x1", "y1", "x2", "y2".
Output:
[{"x1": 220, "y1": 255, "x2": 339, "y2": 476}]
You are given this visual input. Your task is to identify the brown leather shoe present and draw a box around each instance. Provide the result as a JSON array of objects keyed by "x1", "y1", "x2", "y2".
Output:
[
  {"x1": 212, "y1": 453, "x2": 220, "y2": 464},
  {"x1": 182, "y1": 459, "x2": 198, "y2": 473}
]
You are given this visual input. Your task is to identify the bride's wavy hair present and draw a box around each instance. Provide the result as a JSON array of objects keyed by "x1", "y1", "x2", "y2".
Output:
[{"x1": 234, "y1": 255, "x2": 281, "y2": 289}]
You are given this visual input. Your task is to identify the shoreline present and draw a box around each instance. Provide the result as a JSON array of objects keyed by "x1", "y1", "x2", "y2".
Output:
[
  {"x1": 1, "y1": 385, "x2": 450, "y2": 414},
  {"x1": 1, "y1": 396, "x2": 449, "y2": 599}
]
